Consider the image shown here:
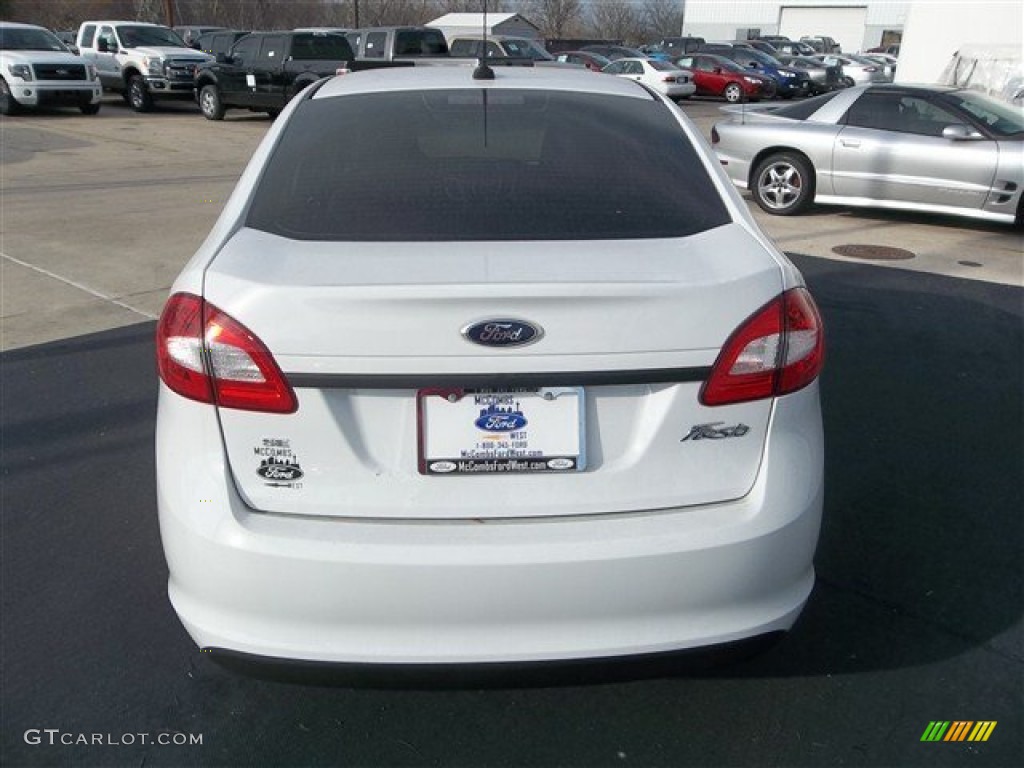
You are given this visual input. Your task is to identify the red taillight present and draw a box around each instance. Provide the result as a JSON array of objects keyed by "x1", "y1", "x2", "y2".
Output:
[
  {"x1": 700, "y1": 288, "x2": 824, "y2": 406},
  {"x1": 156, "y1": 292, "x2": 298, "y2": 414}
]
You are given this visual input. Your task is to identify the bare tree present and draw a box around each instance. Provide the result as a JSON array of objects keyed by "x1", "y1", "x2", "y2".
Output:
[
  {"x1": 2, "y1": 0, "x2": 136, "y2": 28},
  {"x1": 0, "y1": 0, "x2": 553, "y2": 33},
  {"x1": 587, "y1": 0, "x2": 644, "y2": 45},
  {"x1": 433, "y1": 0, "x2": 488, "y2": 12},
  {"x1": 643, "y1": 0, "x2": 683, "y2": 39},
  {"x1": 526, "y1": 0, "x2": 582, "y2": 38}
]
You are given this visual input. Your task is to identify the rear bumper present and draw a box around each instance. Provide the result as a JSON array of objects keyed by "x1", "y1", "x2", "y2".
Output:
[
  {"x1": 662, "y1": 82, "x2": 697, "y2": 99},
  {"x1": 157, "y1": 383, "x2": 824, "y2": 664}
]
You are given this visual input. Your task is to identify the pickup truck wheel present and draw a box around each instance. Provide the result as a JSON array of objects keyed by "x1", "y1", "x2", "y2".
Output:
[
  {"x1": 80, "y1": 102, "x2": 101, "y2": 115},
  {"x1": 127, "y1": 75, "x2": 153, "y2": 112},
  {"x1": 0, "y1": 78, "x2": 20, "y2": 115},
  {"x1": 265, "y1": 108, "x2": 281, "y2": 119},
  {"x1": 199, "y1": 84, "x2": 225, "y2": 121}
]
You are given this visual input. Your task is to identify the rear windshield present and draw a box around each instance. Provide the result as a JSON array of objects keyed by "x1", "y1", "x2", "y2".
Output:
[
  {"x1": 290, "y1": 32, "x2": 353, "y2": 61},
  {"x1": 394, "y1": 29, "x2": 447, "y2": 56},
  {"x1": 247, "y1": 89, "x2": 731, "y2": 241}
]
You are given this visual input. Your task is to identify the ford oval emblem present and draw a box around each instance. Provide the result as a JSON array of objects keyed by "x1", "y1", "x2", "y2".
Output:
[
  {"x1": 257, "y1": 464, "x2": 304, "y2": 482},
  {"x1": 462, "y1": 319, "x2": 542, "y2": 348},
  {"x1": 475, "y1": 411, "x2": 528, "y2": 433}
]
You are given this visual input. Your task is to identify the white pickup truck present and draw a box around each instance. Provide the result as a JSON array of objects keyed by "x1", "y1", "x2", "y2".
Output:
[
  {"x1": 0, "y1": 21, "x2": 102, "y2": 115},
  {"x1": 76, "y1": 20, "x2": 213, "y2": 111}
]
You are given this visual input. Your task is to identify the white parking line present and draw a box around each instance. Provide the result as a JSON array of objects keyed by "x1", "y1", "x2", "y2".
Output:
[{"x1": 1, "y1": 251, "x2": 159, "y2": 320}]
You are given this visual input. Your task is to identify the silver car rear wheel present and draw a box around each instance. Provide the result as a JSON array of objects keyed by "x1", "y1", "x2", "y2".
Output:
[{"x1": 752, "y1": 153, "x2": 815, "y2": 215}]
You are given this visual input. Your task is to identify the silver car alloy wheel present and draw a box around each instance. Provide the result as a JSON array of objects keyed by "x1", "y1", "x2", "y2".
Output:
[
  {"x1": 756, "y1": 161, "x2": 803, "y2": 210},
  {"x1": 724, "y1": 83, "x2": 743, "y2": 103}
]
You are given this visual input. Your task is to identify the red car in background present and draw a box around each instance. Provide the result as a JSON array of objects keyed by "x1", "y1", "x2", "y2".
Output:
[
  {"x1": 674, "y1": 53, "x2": 777, "y2": 102},
  {"x1": 554, "y1": 50, "x2": 612, "y2": 72}
]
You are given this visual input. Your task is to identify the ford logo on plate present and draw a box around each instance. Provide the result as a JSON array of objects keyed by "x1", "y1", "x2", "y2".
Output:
[
  {"x1": 462, "y1": 319, "x2": 542, "y2": 348},
  {"x1": 475, "y1": 412, "x2": 528, "y2": 432}
]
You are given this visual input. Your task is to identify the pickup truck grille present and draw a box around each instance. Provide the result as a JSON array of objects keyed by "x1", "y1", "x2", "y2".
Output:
[
  {"x1": 165, "y1": 60, "x2": 205, "y2": 81},
  {"x1": 34, "y1": 63, "x2": 87, "y2": 81}
]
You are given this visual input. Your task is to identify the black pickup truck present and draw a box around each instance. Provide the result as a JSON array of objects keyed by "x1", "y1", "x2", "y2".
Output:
[{"x1": 194, "y1": 31, "x2": 408, "y2": 120}]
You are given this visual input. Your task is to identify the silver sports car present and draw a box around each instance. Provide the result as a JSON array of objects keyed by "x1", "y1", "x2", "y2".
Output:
[{"x1": 713, "y1": 84, "x2": 1023, "y2": 226}]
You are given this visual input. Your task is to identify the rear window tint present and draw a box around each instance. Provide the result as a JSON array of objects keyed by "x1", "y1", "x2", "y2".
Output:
[
  {"x1": 247, "y1": 89, "x2": 731, "y2": 241},
  {"x1": 394, "y1": 29, "x2": 447, "y2": 56},
  {"x1": 290, "y1": 33, "x2": 353, "y2": 61}
]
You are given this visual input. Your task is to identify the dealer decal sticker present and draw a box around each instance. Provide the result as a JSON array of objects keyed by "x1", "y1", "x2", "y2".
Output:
[{"x1": 254, "y1": 438, "x2": 304, "y2": 488}]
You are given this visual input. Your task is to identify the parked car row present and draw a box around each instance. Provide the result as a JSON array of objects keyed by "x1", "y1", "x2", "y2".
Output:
[{"x1": 4, "y1": 17, "x2": 897, "y2": 118}]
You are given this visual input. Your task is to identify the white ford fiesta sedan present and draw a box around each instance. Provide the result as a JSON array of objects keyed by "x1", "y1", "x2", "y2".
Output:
[{"x1": 156, "y1": 64, "x2": 825, "y2": 666}]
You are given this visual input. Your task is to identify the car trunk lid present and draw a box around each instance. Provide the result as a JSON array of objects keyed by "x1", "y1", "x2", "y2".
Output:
[{"x1": 203, "y1": 223, "x2": 783, "y2": 520}]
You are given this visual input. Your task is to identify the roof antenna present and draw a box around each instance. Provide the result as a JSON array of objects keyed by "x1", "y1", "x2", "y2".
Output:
[{"x1": 473, "y1": 0, "x2": 495, "y2": 80}]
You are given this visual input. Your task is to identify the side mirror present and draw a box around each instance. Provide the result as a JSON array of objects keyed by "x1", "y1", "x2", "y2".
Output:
[
  {"x1": 713, "y1": 67, "x2": 723, "y2": 74},
  {"x1": 216, "y1": 53, "x2": 233, "y2": 64},
  {"x1": 747, "y1": 62, "x2": 758, "y2": 68},
  {"x1": 942, "y1": 124, "x2": 983, "y2": 141}
]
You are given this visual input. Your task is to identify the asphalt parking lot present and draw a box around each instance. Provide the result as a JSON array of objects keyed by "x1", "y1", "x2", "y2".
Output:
[{"x1": 1, "y1": 93, "x2": 1022, "y2": 767}]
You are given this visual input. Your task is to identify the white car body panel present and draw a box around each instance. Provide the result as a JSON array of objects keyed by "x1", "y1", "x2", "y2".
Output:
[
  {"x1": 204, "y1": 225, "x2": 782, "y2": 520},
  {"x1": 157, "y1": 382, "x2": 823, "y2": 663}
]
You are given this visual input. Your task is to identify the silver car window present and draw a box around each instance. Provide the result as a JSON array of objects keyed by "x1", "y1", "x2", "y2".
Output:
[
  {"x1": 941, "y1": 91, "x2": 1024, "y2": 138},
  {"x1": 845, "y1": 92, "x2": 961, "y2": 136}
]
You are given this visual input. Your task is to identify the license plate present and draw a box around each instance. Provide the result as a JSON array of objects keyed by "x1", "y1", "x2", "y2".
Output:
[{"x1": 418, "y1": 387, "x2": 585, "y2": 475}]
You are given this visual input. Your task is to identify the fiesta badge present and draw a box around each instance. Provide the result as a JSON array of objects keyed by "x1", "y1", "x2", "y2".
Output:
[{"x1": 462, "y1": 319, "x2": 542, "y2": 348}]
